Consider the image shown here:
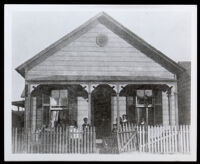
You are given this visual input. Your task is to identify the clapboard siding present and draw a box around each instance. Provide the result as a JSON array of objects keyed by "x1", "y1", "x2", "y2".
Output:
[
  {"x1": 27, "y1": 71, "x2": 172, "y2": 78},
  {"x1": 177, "y1": 64, "x2": 191, "y2": 125},
  {"x1": 26, "y1": 23, "x2": 174, "y2": 80},
  {"x1": 30, "y1": 61, "x2": 168, "y2": 67},
  {"x1": 36, "y1": 107, "x2": 43, "y2": 129}
]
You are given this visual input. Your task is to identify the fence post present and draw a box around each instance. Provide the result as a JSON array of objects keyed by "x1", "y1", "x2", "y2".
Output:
[
  {"x1": 157, "y1": 126, "x2": 160, "y2": 153},
  {"x1": 179, "y1": 125, "x2": 183, "y2": 153},
  {"x1": 93, "y1": 127, "x2": 96, "y2": 153},
  {"x1": 183, "y1": 125, "x2": 186, "y2": 153},
  {"x1": 159, "y1": 126, "x2": 164, "y2": 153},
  {"x1": 188, "y1": 125, "x2": 190, "y2": 153}
]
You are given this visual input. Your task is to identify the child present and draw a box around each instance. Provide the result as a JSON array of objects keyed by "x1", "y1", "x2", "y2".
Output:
[
  {"x1": 112, "y1": 124, "x2": 117, "y2": 133},
  {"x1": 82, "y1": 117, "x2": 90, "y2": 130}
]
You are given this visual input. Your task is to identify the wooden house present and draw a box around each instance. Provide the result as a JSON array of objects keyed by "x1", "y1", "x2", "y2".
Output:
[{"x1": 16, "y1": 12, "x2": 186, "y2": 139}]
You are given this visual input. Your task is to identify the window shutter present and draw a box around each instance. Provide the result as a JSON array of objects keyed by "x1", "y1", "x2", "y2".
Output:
[
  {"x1": 126, "y1": 96, "x2": 136, "y2": 123},
  {"x1": 42, "y1": 94, "x2": 50, "y2": 126},
  {"x1": 154, "y1": 90, "x2": 162, "y2": 125}
]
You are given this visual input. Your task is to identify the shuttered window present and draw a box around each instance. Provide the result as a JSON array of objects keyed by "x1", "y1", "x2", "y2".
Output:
[
  {"x1": 153, "y1": 90, "x2": 162, "y2": 125},
  {"x1": 42, "y1": 94, "x2": 50, "y2": 127},
  {"x1": 127, "y1": 89, "x2": 162, "y2": 125},
  {"x1": 50, "y1": 90, "x2": 68, "y2": 109},
  {"x1": 49, "y1": 89, "x2": 69, "y2": 128}
]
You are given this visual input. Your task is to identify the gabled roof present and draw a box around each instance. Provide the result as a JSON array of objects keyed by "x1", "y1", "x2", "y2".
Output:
[{"x1": 16, "y1": 12, "x2": 186, "y2": 78}]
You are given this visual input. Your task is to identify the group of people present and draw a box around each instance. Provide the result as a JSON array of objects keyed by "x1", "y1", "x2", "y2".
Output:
[
  {"x1": 112, "y1": 114, "x2": 146, "y2": 133},
  {"x1": 112, "y1": 114, "x2": 128, "y2": 133}
]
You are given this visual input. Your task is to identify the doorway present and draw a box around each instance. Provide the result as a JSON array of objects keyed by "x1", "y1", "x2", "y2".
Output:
[{"x1": 91, "y1": 85, "x2": 115, "y2": 139}]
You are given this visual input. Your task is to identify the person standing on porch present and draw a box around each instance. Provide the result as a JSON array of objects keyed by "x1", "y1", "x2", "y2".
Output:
[
  {"x1": 122, "y1": 114, "x2": 128, "y2": 124},
  {"x1": 140, "y1": 118, "x2": 146, "y2": 126},
  {"x1": 82, "y1": 117, "x2": 90, "y2": 130}
]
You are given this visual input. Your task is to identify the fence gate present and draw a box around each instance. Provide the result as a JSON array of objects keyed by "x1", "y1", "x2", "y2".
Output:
[
  {"x1": 116, "y1": 124, "x2": 190, "y2": 154},
  {"x1": 117, "y1": 122, "x2": 138, "y2": 153}
]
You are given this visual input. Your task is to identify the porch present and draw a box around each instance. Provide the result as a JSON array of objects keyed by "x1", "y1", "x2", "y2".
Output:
[
  {"x1": 12, "y1": 77, "x2": 189, "y2": 154},
  {"x1": 25, "y1": 80, "x2": 178, "y2": 139}
]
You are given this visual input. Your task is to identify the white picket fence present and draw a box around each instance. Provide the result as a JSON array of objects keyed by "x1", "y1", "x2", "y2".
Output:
[{"x1": 137, "y1": 125, "x2": 190, "y2": 153}]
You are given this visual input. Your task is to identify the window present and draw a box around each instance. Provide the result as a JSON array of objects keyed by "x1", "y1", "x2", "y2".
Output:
[
  {"x1": 50, "y1": 90, "x2": 68, "y2": 110},
  {"x1": 126, "y1": 89, "x2": 162, "y2": 125},
  {"x1": 136, "y1": 90, "x2": 152, "y2": 107},
  {"x1": 49, "y1": 89, "x2": 69, "y2": 128}
]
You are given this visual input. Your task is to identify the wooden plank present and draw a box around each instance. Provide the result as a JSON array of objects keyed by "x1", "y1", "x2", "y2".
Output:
[
  {"x1": 32, "y1": 60, "x2": 171, "y2": 68},
  {"x1": 166, "y1": 126, "x2": 169, "y2": 153},
  {"x1": 174, "y1": 126, "x2": 177, "y2": 153},
  {"x1": 65, "y1": 127, "x2": 68, "y2": 153},
  {"x1": 62, "y1": 127, "x2": 65, "y2": 153},
  {"x1": 138, "y1": 126, "x2": 141, "y2": 152},
  {"x1": 28, "y1": 70, "x2": 172, "y2": 78},
  {"x1": 160, "y1": 126, "x2": 163, "y2": 153},
  {"x1": 128, "y1": 123, "x2": 132, "y2": 151},
  {"x1": 77, "y1": 128, "x2": 80, "y2": 154},
  {"x1": 38, "y1": 55, "x2": 163, "y2": 63},
  {"x1": 172, "y1": 126, "x2": 175, "y2": 153},
  {"x1": 12, "y1": 128, "x2": 15, "y2": 153},
  {"x1": 157, "y1": 126, "x2": 159, "y2": 153},
  {"x1": 93, "y1": 127, "x2": 95, "y2": 153},
  {"x1": 180, "y1": 125, "x2": 183, "y2": 153},
  {"x1": 72, "y1": 128, "x2": 75, "y2": 154},
  {"x1": 87, "y1": 128, "x2": 89, "y2": 153},
  {"x1": 183, "y1": 125, "x2": 186, "y2": 153},
  {"x1": 169, "y1": 126, "x2": 172, "y2": 153},
  {"x1": 81, "y1": 129, "x2": 84, "y2": 154},
  {"x1": 188, "y1": 125, "x2": 190, "y2": 152},
  {"x1": 154, "y1": 126, "x2": 157, "y2": 153},
  {"x1": 14, "y1": 128, "x2": 18, "y2": 153},
  {"x1": 75, "y1": 129, "x2": 77, "y2": 153},
  {"x1": 60, "y1": 128, "x2": 62, "y2": 153},
  {"x1": 142, "y1": 126, "x2": 145, "y2": 152}
]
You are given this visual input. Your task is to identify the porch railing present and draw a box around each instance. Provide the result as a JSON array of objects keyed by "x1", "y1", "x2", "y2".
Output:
[{"x1": 12, "y1": 126, "x2": 96, "y2": 154}]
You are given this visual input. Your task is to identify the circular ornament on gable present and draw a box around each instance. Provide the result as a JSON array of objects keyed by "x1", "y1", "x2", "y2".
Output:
[{"x1": 96, "y1": 34, "x2": 108, "y2": 47}]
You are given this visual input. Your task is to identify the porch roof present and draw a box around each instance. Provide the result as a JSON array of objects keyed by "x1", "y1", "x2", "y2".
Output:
[
  {"x1": 28, "y1": 75, "x2": 176, "y2": 82},
  {"x1": 12, "y1": 100, "x2": 25, "y2": 108}
]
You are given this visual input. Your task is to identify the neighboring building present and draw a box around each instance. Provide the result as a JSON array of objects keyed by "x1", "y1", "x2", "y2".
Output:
[
  {"x1": 12, "y1": 100, "x2": 25, "y2": 128},
  {"x1": 12, "y1": 111, "x2": 24, "y2": 128},
  {"x1": 177, "y1": 61, "x2": 191, "y2": 125},
  {"x1": 15, "y1": 12, "x2": 186, "y2": 138}
]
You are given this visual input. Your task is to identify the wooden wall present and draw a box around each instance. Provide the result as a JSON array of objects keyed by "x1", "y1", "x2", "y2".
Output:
[
  {"x1": 26, "y1": 23, "x2": 174, "y2": 80},
  {"x1": 177, "y1": 62, "x2": 191, "y2": 125}
]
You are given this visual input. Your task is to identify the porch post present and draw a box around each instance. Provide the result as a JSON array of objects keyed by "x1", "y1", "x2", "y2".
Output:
[
  {"x1": 116, "y1": 85, "x2": 120, "y2": 131},
  {"x1": 88, "y1": 91, "x2": 92, "y2": 125},
  {"x1": 81, "y1": 83, "x2": 98, "y2": 125},
  {"x1": 167, "y1": 86, "x2": 172, "y2": 126},
  {"x1": 31, "y1": 97, "x2": 37, "y2": 132},
  {"x1": 174, "y1": 83, "x2": 179, "y2": 126},
  {"x1": 25, "y1": 83, "x2": 31, "y2": 132}
]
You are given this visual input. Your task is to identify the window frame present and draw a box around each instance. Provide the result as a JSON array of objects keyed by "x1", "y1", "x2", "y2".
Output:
[
  {"x1": 136, "y1": 89, "x2": 153, "y2": 108},
  {"x1": 50, "y1": 89, "x2": 68, "y2": 111}
]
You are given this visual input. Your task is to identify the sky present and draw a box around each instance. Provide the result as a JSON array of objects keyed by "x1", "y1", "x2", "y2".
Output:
[{"x1": 8, "y1": 5, "x2": 196, "y2": 102}]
